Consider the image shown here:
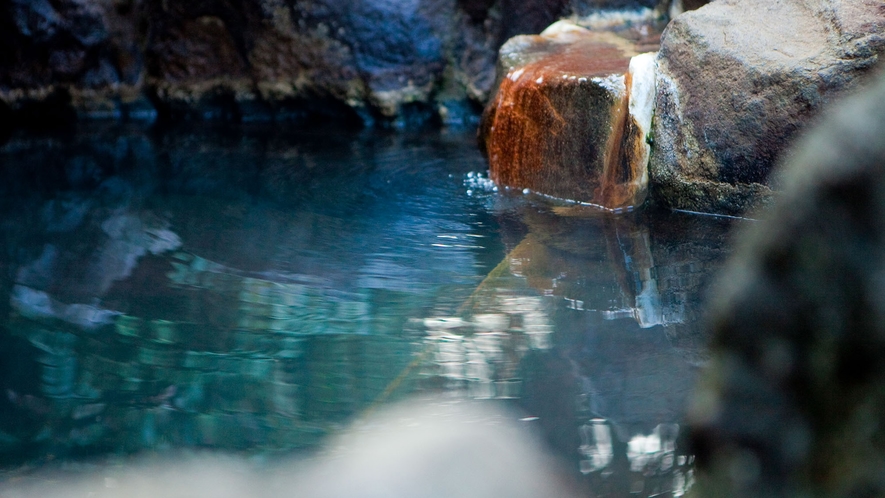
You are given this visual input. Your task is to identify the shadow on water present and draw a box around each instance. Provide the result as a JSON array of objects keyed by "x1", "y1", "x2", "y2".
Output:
[{"x1": 0, "y1": 123, "x2": 741, "y2": 496}]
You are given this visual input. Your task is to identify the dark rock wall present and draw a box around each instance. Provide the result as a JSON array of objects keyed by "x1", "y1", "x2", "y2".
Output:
[
  {"x1": 570, "y1": 0, "x2": 662, "y2": 17},
  {"x1": 0, "y1": 0, "x2": 148, "y2": 123},
  {"x1": 0, "y1": 0, "x2": 673, "y2": 129},
  {"x1": 1, "y1": 0, "x2": 140, "y2": 88}
]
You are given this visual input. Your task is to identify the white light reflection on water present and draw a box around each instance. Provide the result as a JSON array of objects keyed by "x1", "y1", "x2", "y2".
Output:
[
  {"x1": 579, "y1": 419, "x2": 695, "y2": 497},
  {"x1": 627, "y1": 424, "x2": 677, "y2": 472},
  {"x1": 579, "y1": 419, "x2": 614, "y2": 473},
  {"x1": 422, "y1": 296, "x2": 553, "y2": 399}
]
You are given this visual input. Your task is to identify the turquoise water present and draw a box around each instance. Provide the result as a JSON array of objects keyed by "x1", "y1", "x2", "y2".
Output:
[{"x1": 0, "y1": 124, "x2": 737, "y2": 496}]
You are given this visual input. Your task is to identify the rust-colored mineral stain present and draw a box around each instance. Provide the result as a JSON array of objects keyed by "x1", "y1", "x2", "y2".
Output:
[
  {"x1": 596, "y1": 71, "x2": 647, "y2": 208},
  {"x1": 533, "y1": 38, "x2": 632, "y2": 77},
  {"x1": 481, "y1": 32, "x2": 650, "y2": 210}
]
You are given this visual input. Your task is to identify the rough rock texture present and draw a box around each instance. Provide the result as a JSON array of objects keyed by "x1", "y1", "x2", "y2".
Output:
[
  {"x1": 0, "y1": 0, "x2": 674, "y2": 129},
  {"x1": 650, "y1": 0, "x2": 885, "y2": 216},
  {"x1": 479, "y1": 22, "x2": 659, "y2": 210},
  {"x1": 688, "y1": 69, "x2": 885, "y2": 497},
  {"x1": 0, "y1": 0, "x2": 152, "y2": 123}
]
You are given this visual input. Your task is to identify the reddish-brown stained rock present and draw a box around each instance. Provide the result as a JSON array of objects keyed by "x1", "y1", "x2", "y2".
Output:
[{"x1": 480, "y1": 24, "x2": 657, "y2": 211}]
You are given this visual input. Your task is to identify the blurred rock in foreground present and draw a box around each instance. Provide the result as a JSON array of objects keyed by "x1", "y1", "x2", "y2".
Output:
[
  {"x1": 0, "y1": 399, "x2": 578, "y2": 498},
  {"x1": 688, "y1": 69, "x2": 885, "y2": 497}
]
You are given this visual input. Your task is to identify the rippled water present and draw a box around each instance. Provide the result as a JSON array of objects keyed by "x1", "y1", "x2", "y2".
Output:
[{"x1": 0, "y1": 124, "x2": 738, "y2": 496}]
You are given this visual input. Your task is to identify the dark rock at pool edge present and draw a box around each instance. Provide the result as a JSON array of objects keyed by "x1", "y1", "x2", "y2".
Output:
[
  {"x1": 0, "y1": 0, "x2": 678, "y2": 128},
  {"x1": 688, "y1": 69, "x2": 885, "y2": 497}
]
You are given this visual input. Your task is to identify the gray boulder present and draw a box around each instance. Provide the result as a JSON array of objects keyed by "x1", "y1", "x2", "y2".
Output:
[
  {"x1": 650, "y1": 0, "x2": 885, "y2": 215},
  {"x1": 0, "y1": 400, "x2": 580, "y2": 498},
  {"x1": 688, "y1": 69, "x2": 885, "y2": 497}
]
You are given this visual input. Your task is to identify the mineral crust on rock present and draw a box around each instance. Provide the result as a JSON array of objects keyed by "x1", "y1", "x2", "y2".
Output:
[
  {"x1": 479, "y1": 21, "x2": 658, "y2": 211},
  {"x1": 650, "y1": 0, "x2": 885, "y2": 216}
]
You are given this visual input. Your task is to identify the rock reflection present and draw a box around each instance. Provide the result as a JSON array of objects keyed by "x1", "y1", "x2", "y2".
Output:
[
  {"x1": 578, "y1": 420, "x2": 695, "y2": 497},
  {"x1": 12, "y1": 210, "x2": 181, "y2": 330},
  {"x1": 464, "y1": 203, "x2": 735, "y2": 497},
  {"x1": 421, "y1": 294, "x2": 553, "y2": 400},
  {"x1": 580, "y1": 419, "x2": 614, "y2": 473},
  {"x1": 486, "y1": 206, "x2": 722, "y2": 332}
]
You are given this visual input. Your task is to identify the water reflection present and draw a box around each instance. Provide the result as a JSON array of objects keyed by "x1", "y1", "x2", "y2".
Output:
[
  {"x1": 452, "y1": 201, "x2": 732, "y2": 497},
  {"x1": 0, "y1": 124, "x2": 736, "y2": 496}
]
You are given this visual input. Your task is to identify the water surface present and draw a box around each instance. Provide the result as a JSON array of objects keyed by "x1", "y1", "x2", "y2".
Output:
[{"x1": 0, "y1": 124, "x2": 738, "y2": 497}]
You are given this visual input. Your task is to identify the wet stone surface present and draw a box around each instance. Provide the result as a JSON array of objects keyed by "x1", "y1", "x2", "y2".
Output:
[
  {"x1": 479, "y1": 22, "x2": 660, "y2": 211},
  {"x1": 689, "y1": 70, "x2": 885, "y2": 498}
]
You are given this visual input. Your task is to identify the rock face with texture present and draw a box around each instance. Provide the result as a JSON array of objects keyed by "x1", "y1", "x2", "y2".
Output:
[
  {"x1": 0, "y1": 0, "x2": 675, "y2": 129},
  {"x1": 0, "y1": 0, "x2": 152, "y2": 122},
  {"x1": 479, "y1": 22, "x2": 658, "y2": 211},
  {"x1": 688, "y1": 70, "x2": 885, "y2": 497},
  {"x1": 651, "y1": 0, "x2": 885, "y2": 215}
]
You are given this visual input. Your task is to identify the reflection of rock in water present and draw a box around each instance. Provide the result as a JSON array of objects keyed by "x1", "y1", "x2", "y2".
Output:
[
  {"x1": 420, "y1": 293, "x2": 555, "y2": 400},
  {"x1": 500, "y1": 205, "x2": 737, "y2": 353},
  {"x1": 2, "y1": 244, "x2": 560, "y2": 457},
  {"x1": 11, "y1": 209, "x2": 181, "y2": 330},
  {"x1": 516, "y1": 316, "x2": 699, "y2": 498},
  {"x1": 649, "y1": 210, "x2": 741, "y2": 366},
  {"x1": 577, "y1": 321, "x2": 695, "y2": 435},
  {"x1": 3, "y1": 251, "x2": 436, "y2": 454},
  {"x1": 444, "y1": 203, "x2": 737, "y2": 497}
]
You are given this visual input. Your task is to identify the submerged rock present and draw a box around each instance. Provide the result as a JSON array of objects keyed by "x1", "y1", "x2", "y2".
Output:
[
  {"x1": 650, "y1": 0, "x2": 885, "y2": 215},
  {"x1": 689, "y1": 70, "x2": 885, "y2": 496},
  {"x1": 479, "y1": 21, "x2": 658, "y2": 211}
]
